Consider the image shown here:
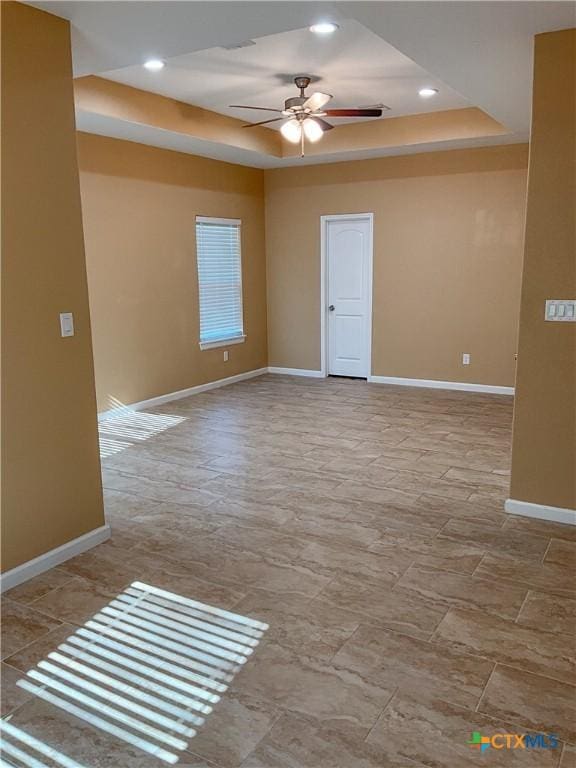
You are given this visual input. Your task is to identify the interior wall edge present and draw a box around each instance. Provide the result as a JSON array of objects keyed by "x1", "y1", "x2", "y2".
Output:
[
  {"x1": 1, "y1": 1, "x2": 105, "y2": 574},
  {"x1": 509, "y1": 28, "x2": 576, "y2": 511}
]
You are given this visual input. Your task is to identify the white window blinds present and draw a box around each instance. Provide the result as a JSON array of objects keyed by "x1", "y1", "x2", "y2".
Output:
[{"x1": 196, "y1": 217, "x2": 244, "y2": 347}]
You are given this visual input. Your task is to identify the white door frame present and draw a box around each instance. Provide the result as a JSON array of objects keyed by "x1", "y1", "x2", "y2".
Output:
[{"x1": 320, "y1": 213, "x2": 374, "y2": 378}]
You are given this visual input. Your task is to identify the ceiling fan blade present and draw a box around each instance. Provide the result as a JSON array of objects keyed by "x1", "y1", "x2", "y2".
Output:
[
  {"x1": 302, "y1": 92, "x2": 332, "y2": 112},
  {"x1": 230, "y1": 105, "x2": 283, "y2": 112},
  {"x1": 242, "y1": 117, "x2": 284, "y2": 128},
  {"x1": 309, "y1": 116, "x2": 334, "y2": 132},
  {"x1": 324, "y1": 108, "x2": 383, "y2": 117}
]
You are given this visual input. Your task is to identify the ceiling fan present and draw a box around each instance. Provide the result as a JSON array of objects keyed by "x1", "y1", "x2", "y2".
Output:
[{"x1": 230, "y1": 76, "x2": 383, "y2": 156}]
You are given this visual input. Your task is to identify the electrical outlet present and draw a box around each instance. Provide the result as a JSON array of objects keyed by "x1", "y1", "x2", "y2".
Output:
[
  {"x1": 223, "y1": 350, "x2": 229, "y2": 362},
  {"x1": 462, "y1": 353, "x2": 470, "y2": 365},
  {"x1": 545, "y1": 299, "x2": 576, "y2": 321}
]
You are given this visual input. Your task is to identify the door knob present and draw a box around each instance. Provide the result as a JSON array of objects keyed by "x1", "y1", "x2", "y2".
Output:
[{"x1": 329, "y1": 305, "x2": 335, "y2": 311}]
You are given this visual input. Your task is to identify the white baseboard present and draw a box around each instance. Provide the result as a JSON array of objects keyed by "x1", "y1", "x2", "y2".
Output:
[
  {"x1": 268, "y1": 367, "x2": 325, "y2": 378},
  {"x1": 0, "y1": 524, "x2": 111, "y2": 593},
  {"x1": 505, "y1": 498, "x2": 576, "y2": 526},
  {"x1": 98, "y1": 367, "x2": 268, "y2": 421},
  {"x1": 368, "y1": 375, "x2": 514, "y2": 396}
]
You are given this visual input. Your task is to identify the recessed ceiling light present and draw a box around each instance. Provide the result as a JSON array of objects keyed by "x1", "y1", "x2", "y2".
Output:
[
  {"x1": 309, "y1": 22, "x2": 339, "y2": 35},
  {"x1": 143, "y1": 59, "x2": 165, "y2": 72},
  {"x1": 418, "y1": 87, "x2": 439, "y2": 98}
]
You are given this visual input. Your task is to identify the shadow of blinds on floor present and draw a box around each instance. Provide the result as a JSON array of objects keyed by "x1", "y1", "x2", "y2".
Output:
[{"x1": 7, "y1": 581, "x2": 268, "y2": 765}]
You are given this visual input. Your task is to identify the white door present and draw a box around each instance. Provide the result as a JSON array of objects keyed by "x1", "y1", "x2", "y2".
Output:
[{"x1": 326, "y1": 216, "x2": 372, "y2": 378}]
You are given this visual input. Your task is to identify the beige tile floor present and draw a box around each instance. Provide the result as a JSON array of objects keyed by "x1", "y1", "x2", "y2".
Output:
[{"x1": 2, "y1": 374, "x2": 575, "y2": 767}]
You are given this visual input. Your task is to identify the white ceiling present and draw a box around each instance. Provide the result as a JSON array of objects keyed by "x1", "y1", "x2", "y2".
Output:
[
  {"x1": 100, "y1": 20, "x2": 469, "y2": 129},
  {"x1": 30, "y1": 0, "x2": 576, "y2": 166},
  {"x1": 344, "y1": 1, "x2": 575, "y2": 136},
  {"x1": 30, "y1": 2, "x2": 343, "y2": 77}
]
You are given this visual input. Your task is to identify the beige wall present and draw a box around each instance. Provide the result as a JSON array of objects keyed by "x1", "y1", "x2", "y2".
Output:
[
  {"x1": 77, "y1": 133, "x2": 268, "y2": 412},
  {"x1": 1, "y1": 3, "x2": 104, "y2": 572},
  {"x1": 510, "y1": 29, "x2": 576, "y2": 511},
  {"x1": 265, "y1": 145, "x2": 528, "y2": 386}
]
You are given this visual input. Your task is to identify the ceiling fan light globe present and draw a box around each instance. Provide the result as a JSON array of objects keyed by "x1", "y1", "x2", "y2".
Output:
[
  {"x1": 280, "y1": 119, "x2": 302, "y2": 144},
  {"x1": 303, "y1": 118, "x2": 324, "y2": 143}
]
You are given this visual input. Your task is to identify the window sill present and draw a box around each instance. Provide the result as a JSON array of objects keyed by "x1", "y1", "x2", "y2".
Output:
[{"x1": 199, "y1": 335, "x2": 246, "y2": 351}]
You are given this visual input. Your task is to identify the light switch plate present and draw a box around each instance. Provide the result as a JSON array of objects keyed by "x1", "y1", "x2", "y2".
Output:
[
  {"x1": 60, "y1": 312, "x2": 74, "y2": 337},
  {"x1": 545, "y1": 300, "x2": 576, "y2": 322}
]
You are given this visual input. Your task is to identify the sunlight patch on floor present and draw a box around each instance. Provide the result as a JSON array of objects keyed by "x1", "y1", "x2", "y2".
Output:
[
  {"x1": 6, "y1": 582, "x2": 267, "y2": 765},
  {"x1": 0, "y1": 719, "x2": 88, "y2": 767},
  {"x1": 98, "y1": 409, "x2": 186, "y2": 460}
]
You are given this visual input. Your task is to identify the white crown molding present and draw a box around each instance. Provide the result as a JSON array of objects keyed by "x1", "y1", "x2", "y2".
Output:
[
  {"x1": 368, "y1": 375, "x2": 514, "y2": 395},
  {"x1": 1, "y1": 525, "x2": 111, "y2": 593},
  {"x1": 505, "y1": 498, "x2": 576, "y2": 526},
  {"x1": 98, "y1": 367, "x2": 268, "y2": 421},
  {"x1": 267, "y1": 367, "x2": 326, "y2": 378}
]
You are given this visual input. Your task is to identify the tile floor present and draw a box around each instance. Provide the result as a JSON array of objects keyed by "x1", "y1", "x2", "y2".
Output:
[{"x1": 1, "y1": 374, "x2": 575, "y2": 767}]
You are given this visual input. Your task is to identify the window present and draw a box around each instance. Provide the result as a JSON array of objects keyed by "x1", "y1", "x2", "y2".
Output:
[{"x1": 196, "y1": 217, "x2": 245, "y2": 349}]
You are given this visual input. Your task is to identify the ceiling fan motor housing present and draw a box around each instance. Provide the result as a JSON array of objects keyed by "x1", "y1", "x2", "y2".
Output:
[
  {"x1": 286, "y1": 76, "x2": 313, "y2": 112},
  {"x1": 284, "y1": 96, "x2": 307, "y2": 111}
]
